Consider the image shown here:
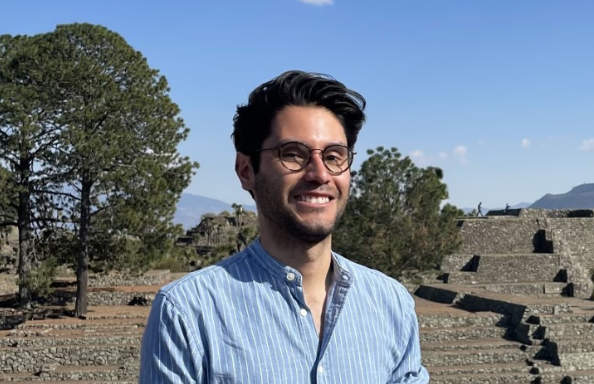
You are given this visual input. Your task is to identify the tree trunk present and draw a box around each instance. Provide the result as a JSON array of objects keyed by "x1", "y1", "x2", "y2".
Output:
[
  {"x1": 17, "y1": 188, "x2": 33, "y2": 308},
  {"x1": 74, "y1": 175, "x2": 91, "y2": 317}
]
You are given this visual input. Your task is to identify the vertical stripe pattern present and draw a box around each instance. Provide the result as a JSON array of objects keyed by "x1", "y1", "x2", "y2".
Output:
[{"x1": 140, "y1": 239, "x2": 429, "y2": 383}]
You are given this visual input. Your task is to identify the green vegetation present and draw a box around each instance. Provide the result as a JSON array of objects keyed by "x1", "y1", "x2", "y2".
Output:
[
  {"x1": 334, "y1": 146, "x2": 463, "y2": 278},
  {"x1": 17, "y1": 257, "x2": 57, "y2": 302},
  {"x1": 150, "y1": 247, "x2": 197, "y2": 273},
  {"x1": 0, "y1": 24, "x2": 197, "y2": 314}
]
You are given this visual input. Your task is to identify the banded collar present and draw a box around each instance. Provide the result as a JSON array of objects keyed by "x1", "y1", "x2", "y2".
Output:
[{"x1": 246, "y1": 238, "x2": 353, "y2": 287}]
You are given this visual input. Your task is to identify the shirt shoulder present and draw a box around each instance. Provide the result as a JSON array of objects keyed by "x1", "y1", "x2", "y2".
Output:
[{"x1": 156, "y1": 249, "x2": 252, "y2": 313}]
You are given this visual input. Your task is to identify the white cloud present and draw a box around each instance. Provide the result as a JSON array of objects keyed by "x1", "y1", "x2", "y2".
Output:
[
  {"x1": 438, "y1": 152, "x2": 448, "y2": 159},
  {"x1": 453, "y1": 145, "x2": 468, "y2": 164},
  {"x1": 409, "y1": 149, "x2": 428, "y2": 165},
  {"x1": 579, "y1": 138, "x2": 594, "y2": 152},
  {"x1": 298, "y1": 0, "x2": 333, "y2": 5},
  {"x1": 521, "y1": 138, "x2": 531, "y2": 148},
  {"x1": 453, "y1": 145, "x2": 467, "y2": 156}
]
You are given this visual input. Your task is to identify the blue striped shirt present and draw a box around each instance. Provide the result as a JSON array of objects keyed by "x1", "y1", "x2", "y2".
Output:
[{"x1": 140, "y1": 239, "x2": 429, "y2": 383}]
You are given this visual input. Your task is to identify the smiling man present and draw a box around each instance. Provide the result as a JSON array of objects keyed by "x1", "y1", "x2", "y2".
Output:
[{"x1": 140, "y1": 71, "x2": 429, "y2": 383}]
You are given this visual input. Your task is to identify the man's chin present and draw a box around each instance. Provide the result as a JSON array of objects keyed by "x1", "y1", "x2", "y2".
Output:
[
  {"x1": 295, "y1": 231, "x2": 330, "y2": 244},
  {"x1": 288, "y1": 222, "x2": 334, "y2": 244}
]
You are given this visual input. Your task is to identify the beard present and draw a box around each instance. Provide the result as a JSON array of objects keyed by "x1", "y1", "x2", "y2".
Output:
[{"x1": 254, "y1": 175, "x2": 347, "y2": 244}]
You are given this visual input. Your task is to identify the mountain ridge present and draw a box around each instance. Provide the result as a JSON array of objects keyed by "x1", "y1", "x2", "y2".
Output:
[
  {"x1": 174, "y1": 193, "x2": 255, "y2": 229},
  {"x1": 530, "y1": 183, "x2": 594, "y2": 209}
]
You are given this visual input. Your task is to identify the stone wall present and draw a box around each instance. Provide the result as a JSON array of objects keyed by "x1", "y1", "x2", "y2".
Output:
[
  {"x1": 457, "y1": 209, "x2": 594, "y2": 298},
  {"x1": 1, "y1": 344, "x2": 139, "y2": 374},
  {"x1": 459, "y1": 218, "x2": 549, "y2": 254},
  {"x1": 87, "y1": 269, "x2": 170, "y2": 288},
  {"x1": 549, "y1": 219, "x2": 594, "y2": 297}
]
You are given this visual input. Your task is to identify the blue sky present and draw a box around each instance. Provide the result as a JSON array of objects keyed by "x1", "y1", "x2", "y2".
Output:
[{"x1": 4, "y1": 1, "x2": 594, "y2": 209}]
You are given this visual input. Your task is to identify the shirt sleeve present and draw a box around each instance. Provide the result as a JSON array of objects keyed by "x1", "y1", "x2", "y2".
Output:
[
  {"x1": 139, "y1": 292, "x2": 203, "y2": 384},
  {"x1": 388, "y1": 288, "x2": 430, "y2": 384}
]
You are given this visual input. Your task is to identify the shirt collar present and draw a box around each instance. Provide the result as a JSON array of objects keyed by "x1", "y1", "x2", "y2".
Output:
[{"x1": 247, "y1": 238, "x2": 353, "y2": 287}]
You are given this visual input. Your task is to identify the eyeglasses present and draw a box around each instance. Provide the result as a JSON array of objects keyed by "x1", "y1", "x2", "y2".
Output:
[{"x1": 257, "y1": 141, "x2": 354, "y2": 175}]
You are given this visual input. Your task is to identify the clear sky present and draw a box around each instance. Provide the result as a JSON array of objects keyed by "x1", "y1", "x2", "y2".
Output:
[{"x1": 4, "y1": 1, "x2": 594, "y2": 209}]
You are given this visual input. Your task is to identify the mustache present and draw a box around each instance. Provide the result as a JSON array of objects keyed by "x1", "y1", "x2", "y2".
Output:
[{"x1": 291, "y1": 184, "x2": 337, "y2": 196}]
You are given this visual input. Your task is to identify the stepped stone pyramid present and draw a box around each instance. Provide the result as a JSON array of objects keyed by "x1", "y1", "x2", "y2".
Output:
[{"x1": 416, "y1": 208, "x2": 594, "y2": 383}]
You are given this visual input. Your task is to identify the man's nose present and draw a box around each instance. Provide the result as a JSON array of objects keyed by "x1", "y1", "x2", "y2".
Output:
[{"x1": 303, "y1": 151, "x2": 331, "y2": 183}]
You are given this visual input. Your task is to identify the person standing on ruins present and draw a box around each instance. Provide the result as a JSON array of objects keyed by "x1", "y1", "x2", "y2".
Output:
[{"x1": 139, "y1": 70, "x2": 429, "y2": 383}]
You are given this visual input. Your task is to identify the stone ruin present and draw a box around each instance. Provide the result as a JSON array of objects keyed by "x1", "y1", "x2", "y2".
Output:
[
  {"x1": 176, "y1": 210, "x2": 258, "y2": 262},
  {"x1": 454, "y1": 208, "x2": 594, "y2": 298},
  {"x1": 416, "y1": 208, "x2": 594, "y2": 383}
]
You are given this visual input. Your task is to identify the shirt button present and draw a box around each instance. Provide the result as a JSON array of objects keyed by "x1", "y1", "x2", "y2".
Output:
[
  {"x1": 318, "y1": 365, "x2": 324, "y2": 373},
  {"x1": 286, "y1": 272, "x2": 296, "y2": 281},
  {"x1": 299, "y1": 308, "x2": 307, "y2": 317},
  {"x1": 342, "y1": 273, "x2": 349, "y2": 281}
]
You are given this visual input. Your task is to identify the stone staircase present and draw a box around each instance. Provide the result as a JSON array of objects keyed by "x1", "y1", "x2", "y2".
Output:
[
  {"x1": 519, "y1": 307, "x2": 594, "y2": 383},
  {"x1": 0, "y1": 270, "x2": 177, "y2": 383},
  {"x1": 0, "y1": 305, "x2": 148, "y2": 382},
  {"x1": 416, "y1": 209, "x2": 594, "y2": 383},
  {"x1": 416, "y1": 299, "x2": 535, "y2": 383},
  {"x1": 443, "y1": 252, "x2": 571, "y2": 297}
]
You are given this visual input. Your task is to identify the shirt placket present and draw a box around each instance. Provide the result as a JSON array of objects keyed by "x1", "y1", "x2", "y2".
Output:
[
  {"x1": 314, "y1": 269, "x2": 351, "y2": 384},
  {"x1": 285, "y1": 266, "x2": 352, "y2": 384},
  {"x1": 284, "y1": 269, "x2": 320, "y2": 372}
]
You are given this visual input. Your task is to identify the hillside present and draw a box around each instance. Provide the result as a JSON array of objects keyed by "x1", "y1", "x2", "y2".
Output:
[
  {"x1": 530, "y1": 183, "x2": 594, "y2": 209},
  {"x1": 174, "y1": 193, "x2": 255, "y2": 229}
]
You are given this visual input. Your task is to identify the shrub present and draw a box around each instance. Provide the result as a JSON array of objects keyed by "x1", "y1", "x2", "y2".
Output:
[{"x1": 18, "y1": 257, "x2": 57, "y2": 301}]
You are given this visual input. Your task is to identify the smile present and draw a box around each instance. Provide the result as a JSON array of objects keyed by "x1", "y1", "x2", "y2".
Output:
[{"x1": 295, "y1": 195, "x2": 331, "y2": 204}]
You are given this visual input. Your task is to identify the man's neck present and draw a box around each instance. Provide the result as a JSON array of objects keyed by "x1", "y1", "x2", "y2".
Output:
[
  {"x1": 259, "y1": 230, "x2": 333, "y2": 295},
  {"x1": 259, "y1": 226, "x2": 335, "y2": 337}
]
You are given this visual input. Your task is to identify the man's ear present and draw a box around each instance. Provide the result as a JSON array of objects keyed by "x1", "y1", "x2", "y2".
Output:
[{"x1": 235, "y1": 152, "x2": 255, "y2": 195}]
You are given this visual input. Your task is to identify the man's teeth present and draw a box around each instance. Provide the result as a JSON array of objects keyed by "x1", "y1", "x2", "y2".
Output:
[{"x1": 297, "y1": 195, "x2": 330, "y2": 204}]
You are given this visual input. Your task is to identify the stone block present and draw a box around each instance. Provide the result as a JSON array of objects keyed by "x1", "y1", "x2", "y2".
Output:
[
  {"x1": 423, "y1": 348, "x2": 527, "y2": 366},
  {"x1": 474, "y1": 253, "x2": 562, "y2": 283},
  {"x1": 420, "y1": 325, "x2": 507, "y2": 343}
]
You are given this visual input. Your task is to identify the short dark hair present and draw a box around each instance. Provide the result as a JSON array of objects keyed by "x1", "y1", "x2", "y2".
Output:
[{"x1": 232, "y1": 70, "x2": 366, "y2": 172}]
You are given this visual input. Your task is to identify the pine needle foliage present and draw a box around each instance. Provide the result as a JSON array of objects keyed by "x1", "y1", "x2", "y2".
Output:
[{"x1": 334, "y1": 146, "x2": 463, "y2": 278}]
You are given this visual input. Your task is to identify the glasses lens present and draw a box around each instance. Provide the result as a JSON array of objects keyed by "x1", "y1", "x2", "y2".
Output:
[
  {"x1": 277, "y1": 142, "x2": 352, "y2": 174},
  {"x1": 323, "y1": 145, "x2": 350, "y2": 174},
  {"x1": 279, "y1": 142, "x2": 309, "y2": 171}
]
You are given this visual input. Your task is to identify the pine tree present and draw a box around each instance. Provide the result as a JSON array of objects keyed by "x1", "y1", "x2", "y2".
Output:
[
  {"x1": 334, "y1": 147, "x2": 463, "y2": 277},
  {"x1": 36, "y1": 24, "x2": 197, "y2": 316},
  {"x1": 0, "y1": 34, "x2": 65, "y2": 306}
]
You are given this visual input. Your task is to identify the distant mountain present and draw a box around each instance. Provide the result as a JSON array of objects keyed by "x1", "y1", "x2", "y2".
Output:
[
  {"x1": 174, "y1": 193, "x2": 255, "y2": 229},
  {"x1": 530, "y1": 183, "x2": 594, "y2": 209}
]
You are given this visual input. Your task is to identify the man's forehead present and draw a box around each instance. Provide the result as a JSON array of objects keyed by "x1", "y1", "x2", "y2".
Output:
[{"x1": 266, "y1": 105, "x2": 347, "y2": 145}]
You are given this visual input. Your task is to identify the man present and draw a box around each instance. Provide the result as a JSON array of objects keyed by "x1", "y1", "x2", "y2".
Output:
[{"x1": 140, "y1": 70, "x2": 429, "y2": 383}]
